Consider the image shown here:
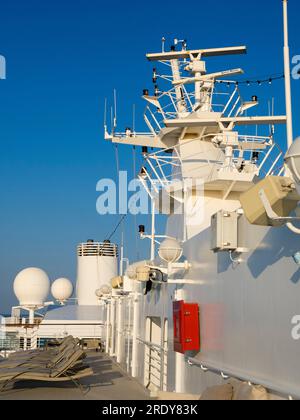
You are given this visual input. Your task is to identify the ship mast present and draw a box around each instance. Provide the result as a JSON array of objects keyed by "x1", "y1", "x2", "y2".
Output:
[{"x1": 283, "y1": 0, "x2": 293, "y2": 148}]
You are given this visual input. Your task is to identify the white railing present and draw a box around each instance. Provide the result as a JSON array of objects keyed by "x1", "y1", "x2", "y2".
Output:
[
  {"x1": 113, "y1": 132, "x2": 155, "y2": 139},
  {"x1": 186, "y1": 356, "x2": 298, "y2": 400},
  {"x1": 3, "y1": 317, "x2": 43, "y2": 327},
  {"x1": 77, "y1": 242, "x2": 118, "y2": 257},
  {"x1": 0, "y1": 333, "x2": 20, "y2": 351},
  {"x1": 137, "y1": 337, "x2": 167, "y2": 391},
  {"x1": 142, "y1": 82, "x2": 243, "y2": 135},
  {"x1": 139, "y1": 134, "x2": 285, "y2": 200},
  {"x1": 257, "y1": 142, "x2": 285, "y2": 177}
]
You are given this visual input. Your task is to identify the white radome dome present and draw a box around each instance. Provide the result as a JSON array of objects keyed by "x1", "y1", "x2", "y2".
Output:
[
  {"x1": 95, "y1": 289, "x2": 102, "y2": 298},
  {"x1": 159, "y1": 238, "x2": 183, "y2": 263},
  {"x1": 285, "y1": 137, "x2": 300, "y2": 190},
  {"x1": 51, "y1": 278, "x2": 73, "y2": 302},
  {"x1": 14, "y1": 267, "x2": 50, "y2": 307},
  {"x1": 95, "y1": 284, "x2": 112, "y2": 298}
]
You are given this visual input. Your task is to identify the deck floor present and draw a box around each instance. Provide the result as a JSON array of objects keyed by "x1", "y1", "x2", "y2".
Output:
[{"x1": 0, "y1": 352, "x2": 151, "y2": 400}]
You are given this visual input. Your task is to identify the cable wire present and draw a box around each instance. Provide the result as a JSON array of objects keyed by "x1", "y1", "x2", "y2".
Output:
[{"x1": 107, "y1": 214, "x2": 128, "y2": 241}]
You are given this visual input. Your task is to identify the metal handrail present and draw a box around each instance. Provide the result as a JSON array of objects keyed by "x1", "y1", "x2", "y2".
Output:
[
  {"x1": 186, "y1": 356, "x2": 298, "y2": 400},
  {"x1": 4, "y1": 317, "x2": 43, "y2": 326},
  {"x1": 144, "y1": 79, "x2": 242, "y2": 129},
  {"x1": 136, "y1": 337, "x2": 168, "y2": 355},
  {"x1": 140, "y1": 133, "x2": 284, "y2": 196}
]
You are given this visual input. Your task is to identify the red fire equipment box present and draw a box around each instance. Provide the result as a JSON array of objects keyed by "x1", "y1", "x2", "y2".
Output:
[{"x1": 173, "y1": 300, "x2": 200, "y2": 354}]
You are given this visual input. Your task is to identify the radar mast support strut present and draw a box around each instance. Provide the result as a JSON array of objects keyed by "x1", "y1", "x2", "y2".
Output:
[{"x1": 283, "y1": 0, "x2": 293, "y2": 149}]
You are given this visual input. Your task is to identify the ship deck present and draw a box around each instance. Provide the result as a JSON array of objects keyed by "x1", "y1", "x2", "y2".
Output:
[{"x1": 0, "y1": 352, "x2": 151, "y2": 400}]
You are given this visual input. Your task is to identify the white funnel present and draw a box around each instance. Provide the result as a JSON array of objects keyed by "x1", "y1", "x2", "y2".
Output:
[{"x1": 76, "y1": 240, "x2": 118, "y2": 305}]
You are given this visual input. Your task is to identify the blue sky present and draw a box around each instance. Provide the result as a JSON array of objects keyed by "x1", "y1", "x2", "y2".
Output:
[{"x1": 0, "y1": 0, "x2": 299, "y2": 313}]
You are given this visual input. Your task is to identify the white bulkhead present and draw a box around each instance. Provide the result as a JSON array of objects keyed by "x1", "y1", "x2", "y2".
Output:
[{"x1": 76, "y1": 240, "x2": 118, "y2": 305}]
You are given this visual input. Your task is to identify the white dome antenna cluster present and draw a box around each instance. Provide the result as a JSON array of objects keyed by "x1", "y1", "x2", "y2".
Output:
[{"x1": 14, "y1": 268, "x2": 74, "y2": 309}]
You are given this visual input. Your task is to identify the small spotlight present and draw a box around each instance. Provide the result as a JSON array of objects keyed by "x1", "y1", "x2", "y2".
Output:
[
  {"x1": 152, "y1": 67, "x2": 157, "y2": 83},
  {"x1": 139, "y1": 167, "x2": 147, "y2": 178},
  {"x1": 143, "y1": 89, "x2": 149, "y2": 96},
  {"x1": 252, "y1": 151, "x2": 260, "y2": 162},
  {"x1": 142, "y1": 146, "x2": 148, "y2": 155},
  {"x1": 139, "y1": 225, "x2": 145, "y2": 234}
]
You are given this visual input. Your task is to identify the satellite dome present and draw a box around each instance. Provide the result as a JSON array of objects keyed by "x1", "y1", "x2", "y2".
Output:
[
  {"x1": 285, "y1": 138, "x2": 300, "y2": 187},
  {"x1": 14, "y1": 268, "x2": 50, "y2": 307},
  {"x1": 51, "y1": 278, "x2": 73, "y2": 302},
  {"x1": 95, "y1": 284, "x2": 112, "y2": 298},
  {"x1": 159, "y1": 238, "x2": 183, "y2": 263},
  {"x1": 95, "y1": 289, "x2": 102, "y2": 298}
]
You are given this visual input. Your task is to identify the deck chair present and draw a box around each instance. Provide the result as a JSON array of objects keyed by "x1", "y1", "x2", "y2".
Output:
[
  {"x1": 3, "y1": 348, "x2": 70, "y2": 367},
  {"x1": 0, "y1": 341, "x2": 83, "y2": 370},
  {"x1": 0, "y1": 348, "x2": 86, "y2": 378},
  {"x1": 11, "y1": 336, "x2": 74, "y2": 355},
  {"x1": 8, "y1": 336, "x2": 78, "y2": 360},
  {"x1": 0, "y1": 349, "x2": 93, "y2": 392}
]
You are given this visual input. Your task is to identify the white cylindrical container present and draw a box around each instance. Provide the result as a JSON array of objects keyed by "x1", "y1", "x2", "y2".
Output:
[{"x1": 76, "y1": 240, "x2": 118, "y2": 306}]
